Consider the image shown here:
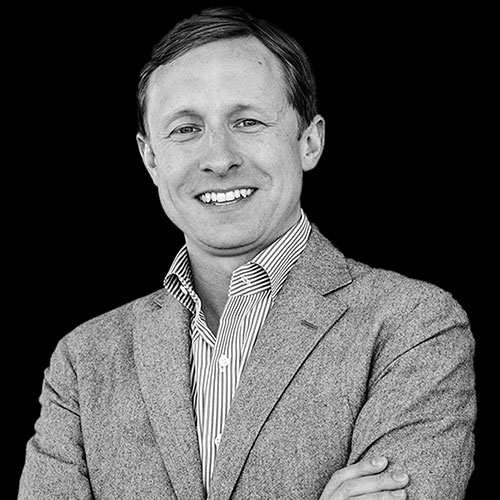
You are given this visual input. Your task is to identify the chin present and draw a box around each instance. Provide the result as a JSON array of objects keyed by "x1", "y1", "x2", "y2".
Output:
[{"x1": 199, "y1": 227, "x2": 267, "y2": 256}]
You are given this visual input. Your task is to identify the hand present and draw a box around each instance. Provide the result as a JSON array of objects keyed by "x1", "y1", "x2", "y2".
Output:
[{"x1": 319, "y1": 456, "x2": 409, "y2": 499}]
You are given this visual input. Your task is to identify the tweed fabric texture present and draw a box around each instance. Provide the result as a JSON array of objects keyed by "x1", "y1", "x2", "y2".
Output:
[{"x1": 19, "y1": 225, "x2": 476, "y2": 499}]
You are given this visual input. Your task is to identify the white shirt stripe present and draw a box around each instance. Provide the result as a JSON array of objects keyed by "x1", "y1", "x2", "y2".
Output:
[{"x1": 163, "y1": 210, "x2": 311, "y2": 493}]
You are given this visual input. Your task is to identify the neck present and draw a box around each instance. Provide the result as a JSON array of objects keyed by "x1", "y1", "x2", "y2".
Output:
[{"x1": 187, "y1": 247, "x2": 257, "y2": 333}]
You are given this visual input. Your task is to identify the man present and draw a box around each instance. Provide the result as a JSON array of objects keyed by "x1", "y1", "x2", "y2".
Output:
[{"x1": 19, "y1": 6, "x2": 475, "y2": 499}]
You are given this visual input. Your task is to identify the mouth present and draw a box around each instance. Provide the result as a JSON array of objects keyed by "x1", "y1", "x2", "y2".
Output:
[{"x1": 197, "y1": 188, "x2": 257, "y2": 206}]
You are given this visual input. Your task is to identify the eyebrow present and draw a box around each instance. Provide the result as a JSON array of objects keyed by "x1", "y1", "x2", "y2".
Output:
[
  {"x1": 159, "y1": 108, "x2": 201, "y2": 129},
  {"x1": 229, "y1": 103, "x2": 268, "y2": 114}
]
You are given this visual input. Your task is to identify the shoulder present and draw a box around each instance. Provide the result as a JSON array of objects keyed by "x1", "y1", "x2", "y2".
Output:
[
  {"x1": 308, "y1": 224, "x2": 466, "y2": 315},
  {"x1": 52, "y1": 288, "x2": 170, "y2": 368},
  {"x1": 341, "y1": 257, "x2": 474, "y2": 371},
  {"x1": 346, "y1": 257, "x2": 468, "y2": 325},
  {"x1": 306, "y1": 224, "x2": 470, "y2": 342}
]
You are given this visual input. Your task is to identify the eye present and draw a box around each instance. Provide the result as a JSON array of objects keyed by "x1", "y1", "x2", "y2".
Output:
[
  {"x1": 235, "y1": 119, "x2": 264, "y2": 129},
  {"x1": 169, "y1": 124, "x2": 202, "y2": 139}
]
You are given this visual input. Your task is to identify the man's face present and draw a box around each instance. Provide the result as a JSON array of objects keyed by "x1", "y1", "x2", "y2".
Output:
[{"x1": 139, "y1": 37, "x2": 323, "y2": 259}]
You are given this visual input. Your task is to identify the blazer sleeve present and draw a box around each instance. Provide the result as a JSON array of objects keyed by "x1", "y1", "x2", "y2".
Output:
[
  {"x1": 18, "y1": 333, "x2": 94, "y2": 500},
  {"x1": 346, "y1": 286, "x2": 476, "y2": 500}
]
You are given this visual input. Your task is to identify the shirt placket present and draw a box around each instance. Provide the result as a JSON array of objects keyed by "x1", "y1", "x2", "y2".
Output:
[
  {"x1": 203, "y1": 269, "x2": 264, "y2": 489},
  {"x1": 201, "y1": 301, "x2": 236, "y2": 481}
]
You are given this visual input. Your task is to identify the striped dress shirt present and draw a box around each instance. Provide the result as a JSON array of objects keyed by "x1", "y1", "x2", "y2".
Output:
[{"x1": 163, "y1": 211, "x2": 311, "y2": 492}]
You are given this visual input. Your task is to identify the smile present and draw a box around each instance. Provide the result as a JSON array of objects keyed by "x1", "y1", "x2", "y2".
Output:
[{"x1": 197, "y1": 188, "x2": 256, "y2": 206}]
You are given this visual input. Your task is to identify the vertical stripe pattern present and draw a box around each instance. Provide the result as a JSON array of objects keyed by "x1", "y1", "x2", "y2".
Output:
[{"x1": 163, "y1": 210, "x2": 311, "y2": 493}]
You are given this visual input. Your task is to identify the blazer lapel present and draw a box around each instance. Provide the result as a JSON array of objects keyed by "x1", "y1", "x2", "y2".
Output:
[
  {"x1": 134, "y1": 291, "x2": 206, "y2": 500},
  {"x1": 209, "y1": 227, "x2": 352, "y2": 500}
]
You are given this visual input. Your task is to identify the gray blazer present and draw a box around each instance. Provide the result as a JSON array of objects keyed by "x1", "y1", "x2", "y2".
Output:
[{"x1": 19, "y1": 226, "x2": 476, "y2": 499}]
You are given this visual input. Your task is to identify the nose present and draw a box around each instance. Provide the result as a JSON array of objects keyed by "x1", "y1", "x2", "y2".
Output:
[{"x1": 198, "y1": 127, "x2": 242, "y2": 176}]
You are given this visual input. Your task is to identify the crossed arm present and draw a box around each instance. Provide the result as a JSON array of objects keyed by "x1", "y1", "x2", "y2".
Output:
[
  {"x1": 321, "y1": 287, "x2": 476, "y2": 499},
  {"x1": 19, "y1": 288, "x2": 476, "y2": 499}
]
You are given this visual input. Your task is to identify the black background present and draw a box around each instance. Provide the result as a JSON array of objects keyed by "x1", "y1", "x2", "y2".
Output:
[{"x1": 9, "y1": 2, "x2": 492, "y2": 498}]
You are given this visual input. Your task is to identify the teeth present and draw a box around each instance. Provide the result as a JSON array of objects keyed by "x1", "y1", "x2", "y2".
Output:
[{"x1": 198, "y1": 188, "x2": 255, "y2": 205}]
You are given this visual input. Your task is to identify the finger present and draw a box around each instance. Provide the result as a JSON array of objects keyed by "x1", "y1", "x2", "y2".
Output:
[
  {"x1": 333, "y1": 470, "x2": 409, "y2": 499},
  {"x1": 352, "y1": 490, "x2": 407, "y2": 500},
  {"x1": 320, "y1": 457, "x2": 389, "y2": 498}
]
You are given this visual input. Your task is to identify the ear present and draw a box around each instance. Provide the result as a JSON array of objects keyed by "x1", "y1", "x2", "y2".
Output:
[
  {"x1": 300, "y1": 114, "x2": 325, "y2": 172},
  {"x1": 136, "y1": 133, "x2": 159, "y2": 185}
]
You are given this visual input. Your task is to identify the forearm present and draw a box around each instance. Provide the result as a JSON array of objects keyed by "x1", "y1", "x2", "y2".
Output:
[{"x1": 347, "y1": 296, "x2": 476, "y2": 499}]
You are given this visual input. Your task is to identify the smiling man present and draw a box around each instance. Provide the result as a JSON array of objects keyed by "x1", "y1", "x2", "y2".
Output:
[
  {"x1": 136, "y1": 35, "x2": 323, "y2": 337},
  {"x1": 19, "y1": 7, "x2": 476, "y2": 500}
]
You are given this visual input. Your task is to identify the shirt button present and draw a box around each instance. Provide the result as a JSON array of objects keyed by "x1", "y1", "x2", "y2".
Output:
[
  {"x1": 241, "y1": 275, "x2": 251, "y2": 285},
  {"x1": 179, "y1": 285, "x2": 188, "y2": 295},
  {"x1": 218, "y1": 354, "x2": 230, "y2": 370},
  {"x1": 214, "y1": 434, "x2": 222, "y2": 447}
]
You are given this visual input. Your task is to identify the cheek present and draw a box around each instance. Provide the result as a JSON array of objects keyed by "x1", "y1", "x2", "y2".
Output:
[
  {"x1": 154, "y1": 171, "x2": 190, "y2": 229},
  {"x1": 257, "y1": 139, "x2": 304, "y2": 186},
  {"x1": 151, "y1": 166, "x2": 184, "y2": 216},
  {"x1": 246, "y1": 128, "x2": 301, "y2": 165},
  {"x1": 153, "y1": 150, "x2": 195, "y2": 197}
]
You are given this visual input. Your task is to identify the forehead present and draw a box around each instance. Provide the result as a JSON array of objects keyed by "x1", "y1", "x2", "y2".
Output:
[{"x1": 146, "y1": 37, "x2": 289, "y2": 119}]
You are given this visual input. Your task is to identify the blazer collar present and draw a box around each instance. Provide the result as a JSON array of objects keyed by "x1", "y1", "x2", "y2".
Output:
[
  {"x1": 134, "y1": 294, "x2": 206, "y2": 500},
  {"x1": 292, "y1": 223, "x2": 353, "y2": 295}
]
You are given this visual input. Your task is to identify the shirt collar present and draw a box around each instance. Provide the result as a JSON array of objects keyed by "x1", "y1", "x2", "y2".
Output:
[
  {"x1": 163, "y1": 246, "x2": 197, "y2": 312},
  {"x1": 164, "y1": 210, "x2": 311, "y2": 301},
  {"x1": 164, "y1": 244, "x2": 192, "y2": 287},
  {"x1": 246, "y1": 209, "x2": 311, "y2": 297}
]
